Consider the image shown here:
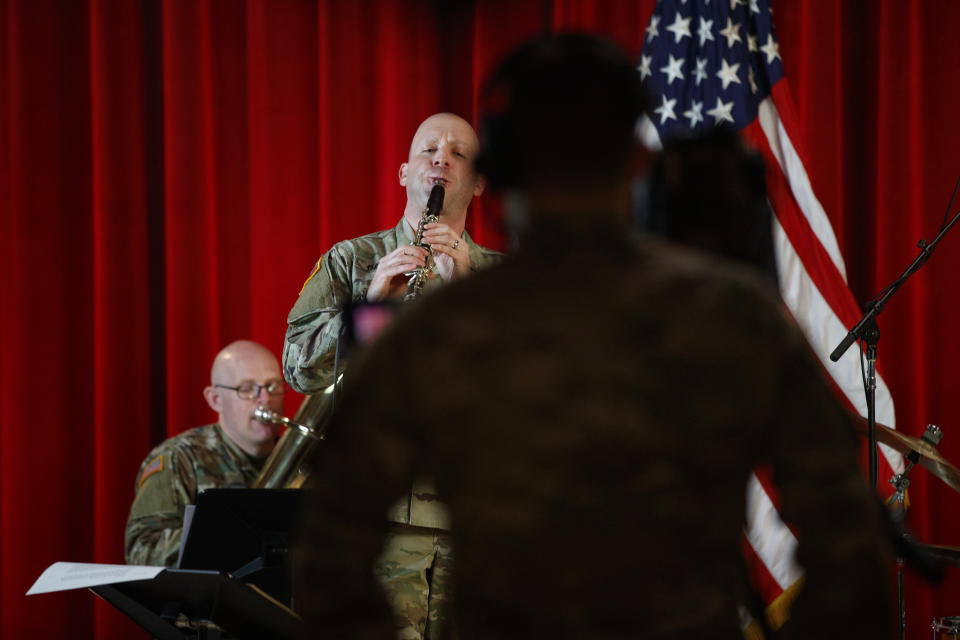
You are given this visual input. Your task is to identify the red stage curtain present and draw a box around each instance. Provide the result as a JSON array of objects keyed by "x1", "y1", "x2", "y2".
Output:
[{"x1": 2, "y1": 1, "x2": 959, "y2": 638}]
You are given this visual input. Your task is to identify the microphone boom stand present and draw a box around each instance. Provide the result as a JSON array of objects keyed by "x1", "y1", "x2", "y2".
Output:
[{"x1": 829, "y1": 207, "x2": 960, "y2": 488}]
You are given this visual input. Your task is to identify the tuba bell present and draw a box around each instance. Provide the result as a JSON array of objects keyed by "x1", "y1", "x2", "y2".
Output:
[{"x1": 252, "y1": 376, "x2": 341, "y2": 489}]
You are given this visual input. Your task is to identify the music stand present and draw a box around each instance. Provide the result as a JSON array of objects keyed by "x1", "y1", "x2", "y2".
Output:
[
  {"x1": 90, "y1": 568, "x2": 301, "y2": 640},
  {"x1": 177, "y1": 488, "x2": 303, "y2": 607}
]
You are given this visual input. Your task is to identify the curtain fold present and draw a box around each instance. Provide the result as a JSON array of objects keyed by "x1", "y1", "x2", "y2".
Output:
[
  {"x1": 2, "y1": 1, "x2": 99, "y2": 636},
  {"x1": 2, "y1": 1, "x2": 959, "y2": 638},
  {"x1": 89, "y1": 0, "x2": 156, "y2": 636}
]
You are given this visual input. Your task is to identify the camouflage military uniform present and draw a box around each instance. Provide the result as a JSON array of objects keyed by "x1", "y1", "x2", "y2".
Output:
[
  {"x1": 284, "y1": 218, "x2": 503, "y2": 392},
  {"x1": 125, "y1": 423, "x2": 266, "y2": 567},
  {"x1": 284, "y1": 218, "x2": 502, "y2": 639},
  {"x1": 294, "y1": 222, "x2": 893, "y2": 639}
]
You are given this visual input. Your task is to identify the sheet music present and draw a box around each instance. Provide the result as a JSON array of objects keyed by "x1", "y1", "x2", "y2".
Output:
[
  {"x1": 26, "y1": 562, "x2": 164, "y2": 595},
  {"x1": 177, "y1": 504, "x2": 196, "y2": 567}
]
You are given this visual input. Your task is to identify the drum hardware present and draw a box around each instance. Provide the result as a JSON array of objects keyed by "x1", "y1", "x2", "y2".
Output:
[
  {"x1": 889, "y1": 458, "x2": 913, "y2": 640},
  {"x1": 859, "y1": 421, "x2": 960, "y2": 494},
  {"x1": 932, "y1": 616, "x2": 960, "y2": 639},
  {"x1": 887, "y1": 424, "x2": 944, "y2": 510},
  {"x1": 880, "y1": 424, "x2": 949, "y2": 640},
  {"x1": 919, "y1": 544, "x2": 960, "y2": 568}
]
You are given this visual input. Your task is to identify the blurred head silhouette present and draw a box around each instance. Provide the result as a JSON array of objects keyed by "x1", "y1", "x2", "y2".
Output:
[
  {"x1": 476, "y1": 33, "x2": 653, "y2": 224},
  {"x1": 646, "y1": 128, "x2": 778, "y2": 288}
]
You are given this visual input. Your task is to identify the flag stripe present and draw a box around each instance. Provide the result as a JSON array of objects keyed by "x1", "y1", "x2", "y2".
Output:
[
  {"x1": 740, "y1": 531, "x2": 784, "y2": 604},
  {"x1": 773, "y1": 215, "x2": 901, "y2": 471},
  {"x1": 745, "y1": 474, "x2": 802, "y2": 590},
  {"x1": 761, "y1": 84, "x2": 848, "y2": 280},
  {"x1": 740, "y1": 120, "x2": 852, "y2": 323},
  {"x1": 744, "y1": 106, "x2": 902, "y2": 474}
]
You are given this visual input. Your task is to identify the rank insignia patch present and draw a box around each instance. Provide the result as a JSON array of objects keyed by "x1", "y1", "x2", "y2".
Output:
[
  {"x1": 299, "y1": 258, "x2": 322, "y2": 295},
  {"x1": 138, "y1": 455, "x2": 164, "y2": 488}
]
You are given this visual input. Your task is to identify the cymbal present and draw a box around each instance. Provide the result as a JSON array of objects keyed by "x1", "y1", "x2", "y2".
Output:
[{"x1": 866, "y1": 421, "x2": 960, "y2": 493}]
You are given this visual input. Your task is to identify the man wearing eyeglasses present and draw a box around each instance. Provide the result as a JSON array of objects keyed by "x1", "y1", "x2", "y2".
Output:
[{"x1": 124, "y1": 339, "x2": 285, "y2": 567}]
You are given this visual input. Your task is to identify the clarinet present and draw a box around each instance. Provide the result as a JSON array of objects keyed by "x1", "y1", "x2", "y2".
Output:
[{"x1": 404, "y1": 184, "x2": 445, "y2": 301}]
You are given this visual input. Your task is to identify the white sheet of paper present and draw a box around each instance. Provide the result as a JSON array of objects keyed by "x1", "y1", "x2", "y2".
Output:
[
  {"x1": 177, "y1": 504, "x2": 196, "y2": 567},
  {"x1": 26, "y1": 562, "x2": 165, "y2": 595}
]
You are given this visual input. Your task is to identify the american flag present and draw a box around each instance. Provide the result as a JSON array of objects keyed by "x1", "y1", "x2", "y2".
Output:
[{"x1": 639, "y1": 0, "x2": 903, "y2": 633}]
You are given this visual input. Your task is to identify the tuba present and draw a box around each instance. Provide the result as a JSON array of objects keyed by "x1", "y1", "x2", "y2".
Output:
[
  {"x1": 252, "y1": 376, "x2": 341, "y2": 489},
  {"x1": 404, "y1": 183, "x2": 445, "y2": 301}
]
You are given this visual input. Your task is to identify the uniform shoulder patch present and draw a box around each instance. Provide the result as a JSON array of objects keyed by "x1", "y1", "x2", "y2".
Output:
[
  {"x1": 299, "y1": 257, "x2": 323, "y2": 295},
  {"x1": 138, "y1": 455, "x2": 165, "y2": 488}
]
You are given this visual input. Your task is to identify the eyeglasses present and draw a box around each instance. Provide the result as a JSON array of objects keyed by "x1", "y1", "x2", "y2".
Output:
[{"x1": 215, "y1": 380, "x2": 285, "y2": 400}]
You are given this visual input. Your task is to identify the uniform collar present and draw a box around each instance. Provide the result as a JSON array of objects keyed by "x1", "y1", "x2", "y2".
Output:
[{"x1": 213, "y1": 423, "x2": 270, "y2": 471}]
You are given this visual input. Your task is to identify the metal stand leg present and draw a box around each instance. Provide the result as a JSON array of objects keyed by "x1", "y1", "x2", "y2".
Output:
[
  {"x1": 898, "y1": 556, "x2": 905, "y2": 640},
  {"x1": 890, "y1": 472, "x2": 910, "y2": 640}
]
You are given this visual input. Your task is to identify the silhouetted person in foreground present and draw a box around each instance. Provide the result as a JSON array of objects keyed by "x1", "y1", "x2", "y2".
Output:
[{"x1": 294, "y1": 34, "x2": 894, "y2": 640}]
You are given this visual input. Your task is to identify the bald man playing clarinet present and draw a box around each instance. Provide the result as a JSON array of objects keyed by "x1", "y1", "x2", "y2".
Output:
[{"x1": 284, "y1": 112, "x2": 502, "y2": 639}]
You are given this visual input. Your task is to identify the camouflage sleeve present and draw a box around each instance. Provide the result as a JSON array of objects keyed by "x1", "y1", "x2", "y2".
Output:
[
  {"x1": 284, "y1": 246, "x2": 360, "y2": 394},
  {"x1": 471, "y1": 245, "x2": 505, "y2": 272},
  {"x1": 124, "y1": 448, "x2": 195, "y2": 567}
]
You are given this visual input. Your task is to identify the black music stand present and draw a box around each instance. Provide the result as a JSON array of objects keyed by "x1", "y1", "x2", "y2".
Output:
[
  {"x1": 177, "y1": 488, "x2": 303, "y2": 608},
  {"x1": 90, "y1": 568, "x2": 301, "y2": 640}
]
